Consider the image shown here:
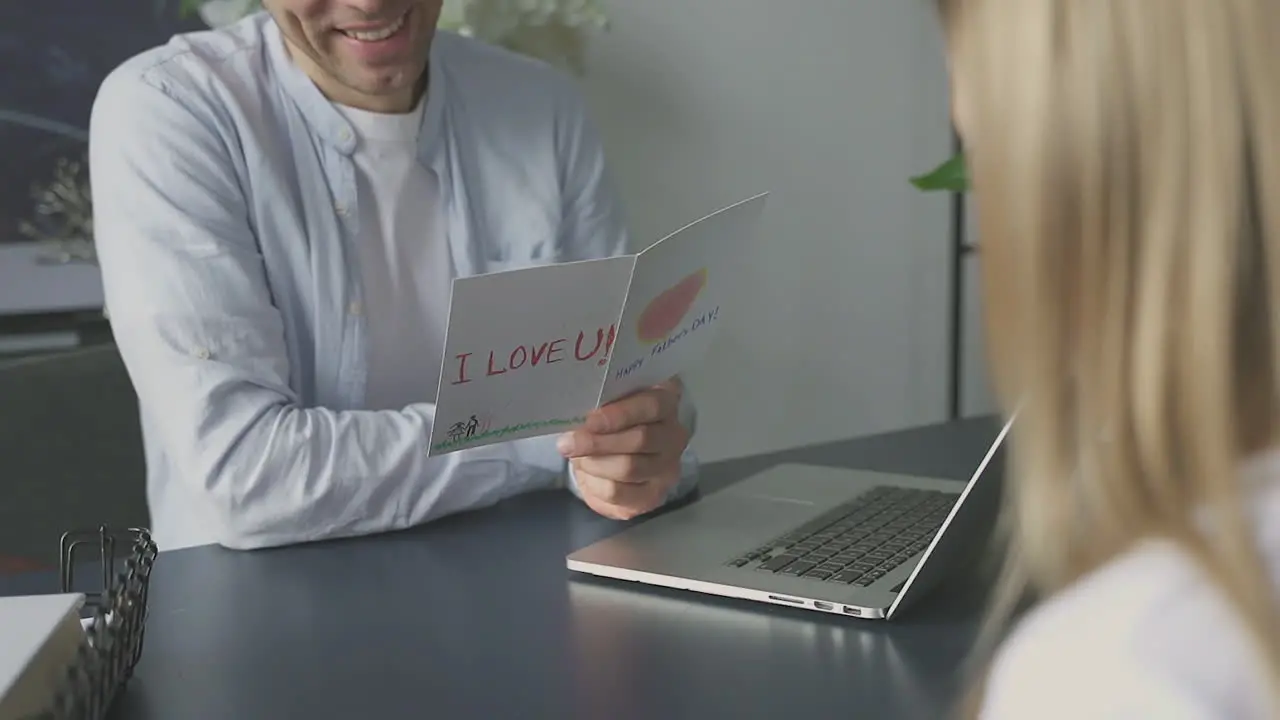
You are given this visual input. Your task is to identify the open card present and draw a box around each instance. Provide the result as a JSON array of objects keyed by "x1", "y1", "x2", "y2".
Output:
[{"x1": 428, "y1": 192, "x2": 768, "y2": 455}]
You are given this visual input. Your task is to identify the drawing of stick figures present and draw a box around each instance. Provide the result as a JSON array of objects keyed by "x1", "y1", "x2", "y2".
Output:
[{"x1": 447, "y1": 421, "x2": 466, "y2": 442}]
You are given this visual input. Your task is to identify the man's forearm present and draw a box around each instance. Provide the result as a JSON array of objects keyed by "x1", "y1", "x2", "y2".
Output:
[
  {"x1": 190, "y1": 404, "x2": 566, "y2": 550},
  {"x1": 117, "y1": 317, "x2": 567, "y2": 550}
]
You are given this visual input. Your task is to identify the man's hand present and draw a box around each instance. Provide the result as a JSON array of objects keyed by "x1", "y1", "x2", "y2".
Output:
[{"x1": 557, "y1": 377, "x2": 691, "y2": 520}]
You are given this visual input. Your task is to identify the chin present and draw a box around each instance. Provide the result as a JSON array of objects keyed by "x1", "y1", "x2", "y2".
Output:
[{"x1": 358, "y1": 67, "x2": 421, "y2": 95}]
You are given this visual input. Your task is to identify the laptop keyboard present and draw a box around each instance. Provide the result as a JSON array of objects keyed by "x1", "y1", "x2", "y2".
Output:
[{"x1": 726, "y1": 486, "x2": 955, "y2": 587}]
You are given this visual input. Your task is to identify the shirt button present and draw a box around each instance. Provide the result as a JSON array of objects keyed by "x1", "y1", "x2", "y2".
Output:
[
  {"x1": 348, "y1": 301, "x2": 362, "y2": 316},
  {"x1": 193, "y1": 347, "x2": 211, "y2": 360},
  {"x1": 338, "y1": 127, "x2": 353, "y2": 142},
  {"x1": 335, "y1": 202, "x2": 349, "y2": 216}
]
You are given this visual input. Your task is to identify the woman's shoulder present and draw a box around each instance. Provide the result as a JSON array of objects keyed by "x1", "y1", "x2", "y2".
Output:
[{"x1": 978, "y1": 539, "x2": 1273, "y2": 719}]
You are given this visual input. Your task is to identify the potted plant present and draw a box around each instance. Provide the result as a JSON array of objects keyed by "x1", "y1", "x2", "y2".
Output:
[
  {"x1": 910, "y1": 151, "x2": 967, "y2": 193},
  {"x1": 19, "y1": 155, "x2": 96, "y2": 265}
]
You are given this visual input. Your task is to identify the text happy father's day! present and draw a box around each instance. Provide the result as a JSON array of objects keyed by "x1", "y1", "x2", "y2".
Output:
[{"x1": 447, "y1": 306, "x2": 720, "y2": 385}]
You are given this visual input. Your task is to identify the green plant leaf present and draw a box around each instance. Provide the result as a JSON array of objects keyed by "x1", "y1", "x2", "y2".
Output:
[{"x1": 910, "y1": 152, "x2": 968, "y2": 192}]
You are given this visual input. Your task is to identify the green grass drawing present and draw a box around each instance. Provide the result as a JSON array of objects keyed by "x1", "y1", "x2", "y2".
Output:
[{"x1": 432, "y1": 416, "x2": 586, "y2": 453}]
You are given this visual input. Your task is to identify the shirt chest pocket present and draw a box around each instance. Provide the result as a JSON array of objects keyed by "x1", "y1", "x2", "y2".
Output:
[{"x1": 478, "y1": 198, "x2": 563, "y2": 270}]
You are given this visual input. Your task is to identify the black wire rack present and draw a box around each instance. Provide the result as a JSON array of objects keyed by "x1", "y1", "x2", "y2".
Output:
[{"x1": 17, "y1": 526, "x2": 158, "y2": 720}]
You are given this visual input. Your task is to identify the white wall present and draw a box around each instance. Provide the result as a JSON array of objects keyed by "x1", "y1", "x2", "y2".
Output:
[{"x1": 579, "y1": 0, "x2": 957, "y2": 461}]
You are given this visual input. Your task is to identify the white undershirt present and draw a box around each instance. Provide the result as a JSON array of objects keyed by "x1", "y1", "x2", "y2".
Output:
[
  {"x1": 979, "y1": 451, "x2": 1280, "y2": 719},
  {"x1": 334, "y1": 98, "x2": 453, "y2": 411}
]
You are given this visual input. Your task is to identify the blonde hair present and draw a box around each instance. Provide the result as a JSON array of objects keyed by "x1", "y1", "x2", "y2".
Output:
[{"x1": 938, "y1": 0, "x2": 1280, "y2": 715}]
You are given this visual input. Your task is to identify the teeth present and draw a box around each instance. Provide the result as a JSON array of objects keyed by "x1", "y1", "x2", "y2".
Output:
[{"x1": 341, "y1": 13, "x2": 405, "y2": 42}]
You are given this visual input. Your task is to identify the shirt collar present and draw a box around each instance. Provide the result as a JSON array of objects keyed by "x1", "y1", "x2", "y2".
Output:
[{"x1": 264, "y1": 15, "x2": 446, "y2": 163}]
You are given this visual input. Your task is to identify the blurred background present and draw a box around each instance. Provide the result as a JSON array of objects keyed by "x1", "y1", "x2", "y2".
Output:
[{"x1": 0, "y1": 0, "x2": 992, "y2": 566}]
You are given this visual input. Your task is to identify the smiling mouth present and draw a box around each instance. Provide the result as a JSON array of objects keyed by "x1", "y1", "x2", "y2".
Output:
[{"x1": 337, "y1": 10, "x2": 409, "y2": 42}]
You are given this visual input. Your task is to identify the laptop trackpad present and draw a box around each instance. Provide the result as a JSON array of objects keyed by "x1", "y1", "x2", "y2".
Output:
[
  {"x1": 584, "y1": 493, "x2": 828, "y2": 575},
  {"x1": 677, "y1": 492, "x2": 823, "y2": 536}
]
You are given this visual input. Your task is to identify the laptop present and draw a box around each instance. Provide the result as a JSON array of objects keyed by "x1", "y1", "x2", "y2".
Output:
[{"x1": 566, "y1": 417, "x2": 1013, "y2": 620}]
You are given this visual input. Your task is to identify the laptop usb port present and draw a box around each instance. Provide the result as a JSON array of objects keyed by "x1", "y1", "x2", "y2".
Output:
[
  {"x1": 842, "y1": 606, "x2": 862, "y2": 616},
  {"x1": 813, "y1": 601, "x2": 833, "y2": 611}
]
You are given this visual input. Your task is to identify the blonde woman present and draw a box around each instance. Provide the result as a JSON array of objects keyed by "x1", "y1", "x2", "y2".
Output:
[{"x1": 937, "y1": 1, "x2": 1280, "y2": 717}]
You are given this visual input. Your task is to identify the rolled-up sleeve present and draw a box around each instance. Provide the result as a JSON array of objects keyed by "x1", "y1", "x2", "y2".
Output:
[{"x1": 89, "y1": 66, "x2": 565, "y2": 550}]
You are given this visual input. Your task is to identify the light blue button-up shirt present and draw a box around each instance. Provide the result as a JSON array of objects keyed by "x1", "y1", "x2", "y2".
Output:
[{"x1": 88, "y1": 13, "x2": 698, "y2": 551}]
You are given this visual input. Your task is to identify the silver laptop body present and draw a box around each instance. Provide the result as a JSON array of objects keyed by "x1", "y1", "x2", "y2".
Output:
[{"x1": 566, "y1": 417, "x2": 1013, "y2": 620}]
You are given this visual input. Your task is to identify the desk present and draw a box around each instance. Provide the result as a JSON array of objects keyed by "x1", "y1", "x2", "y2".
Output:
[
  {"x1": 0, "y1": 416, "x2": 1003, "y2": 719},
  {"x1": 0, "y1": 243, "x2": 108, "y2": 357},
  {"x1": 0, "y1": 244, "x2": 102, "y2": 317}
]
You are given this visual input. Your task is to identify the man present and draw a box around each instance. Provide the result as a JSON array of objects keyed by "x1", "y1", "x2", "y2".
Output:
[{"x1": 87, "y1": 0, "x2": 699, "y2": 551}]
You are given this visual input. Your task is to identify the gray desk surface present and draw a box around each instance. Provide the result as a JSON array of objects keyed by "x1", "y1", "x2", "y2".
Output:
[{"x1": 0, "y1": 415, "x2": 1004, "y2": 720}]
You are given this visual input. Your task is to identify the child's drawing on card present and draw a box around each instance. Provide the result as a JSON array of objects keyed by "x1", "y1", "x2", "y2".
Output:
[
  {"x1": 428, "y1": 255, "x2": 635, "y2": 455},
  {"x1": 598, "y1": 193, "x2": 767, "y2": 406},
  {"x1": 636, "y1": 268, "x2": 707, "y2": 343}
]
